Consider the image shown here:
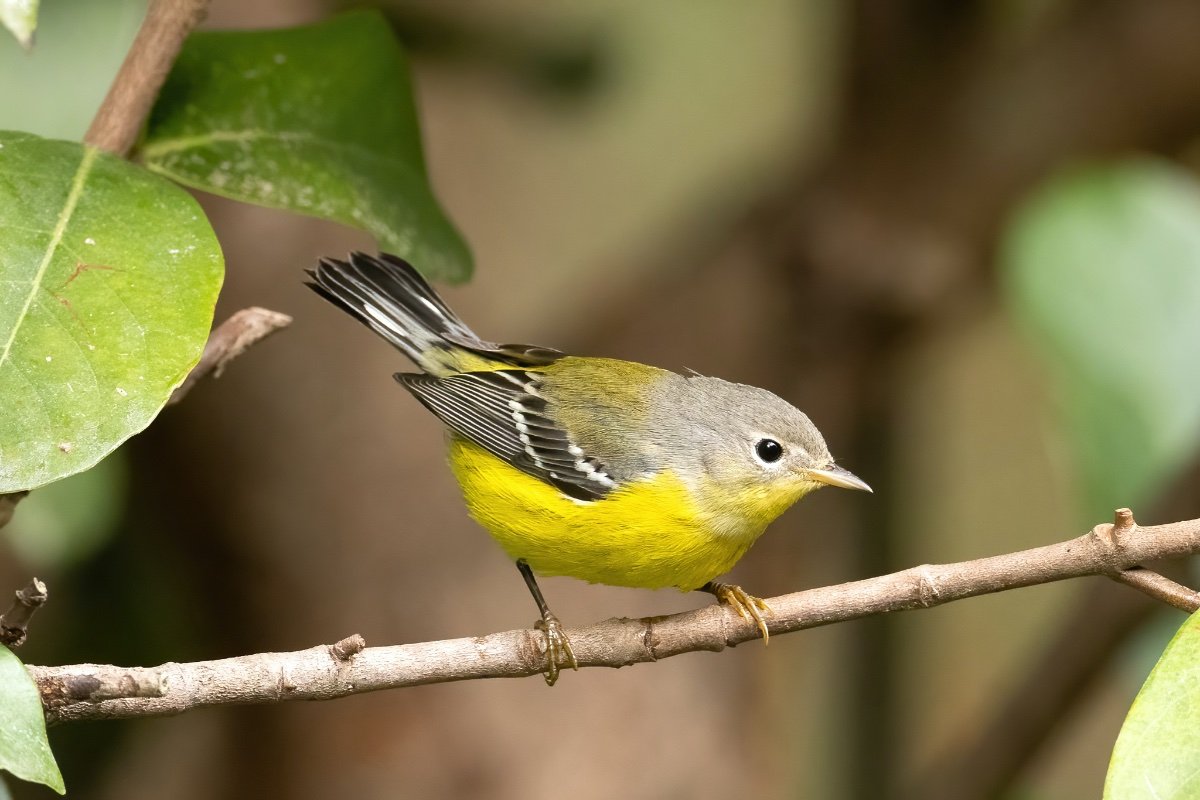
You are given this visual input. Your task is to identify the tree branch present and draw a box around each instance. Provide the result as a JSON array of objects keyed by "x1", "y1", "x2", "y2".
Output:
[
  {"x1": 25, "y1": 510, "x2": 1200, "y2": 724},
  {"x1": 168, "y1": 307, "x2": 293, "y2": 406},
  {"x1": 84, "y1": 0, "x2": 210, "y2": 156},
  {"x1": 0, "y1": 578, "x2": 47, "y2": 647}
]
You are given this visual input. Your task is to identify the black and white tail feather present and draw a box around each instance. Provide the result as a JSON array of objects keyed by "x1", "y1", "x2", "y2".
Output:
[
  {"x1": 307, "y1": 252, "x2": 563, "y2": 376},
  {"x1": 307, "y1": 252, "x2": 483, "y2": 376},
  {"x1": 306, "y1": 252, "x2": 614, "y2": 502}
]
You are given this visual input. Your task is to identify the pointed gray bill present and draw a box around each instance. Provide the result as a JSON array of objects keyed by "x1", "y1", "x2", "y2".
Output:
[{"x1": 806, "y1": 465, "x2": 872, "y2": 493}]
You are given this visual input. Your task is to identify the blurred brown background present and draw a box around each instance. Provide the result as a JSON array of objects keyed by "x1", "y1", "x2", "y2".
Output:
[{"x1": 6, "y1": 1, "x2": 1200, "y2": 798}]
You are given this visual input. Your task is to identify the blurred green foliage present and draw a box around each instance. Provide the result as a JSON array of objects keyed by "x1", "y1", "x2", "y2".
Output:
[
  {"x1": 5, "y1": 452, "x2": 127, "y2": 569},
  {"x1": 1005, "y1": 158, "x2": 1200, "y2": 794},
  {"x1": 0, "y1": 0, "x2": 143, "y2": 138},
  {"x1": 1003, "y1": 159, "x2": 1200, "y2": 520}
]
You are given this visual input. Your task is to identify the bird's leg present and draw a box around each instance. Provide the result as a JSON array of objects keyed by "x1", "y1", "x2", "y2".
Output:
[
  {"x1": 517, "y1": 559, "x2": 578, "y2": 685},
  {"x1": 700, "y1": 581, "x2": 773, "y2": 644}
]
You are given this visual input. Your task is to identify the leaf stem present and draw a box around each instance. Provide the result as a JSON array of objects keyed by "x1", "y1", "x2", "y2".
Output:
[{"x1": 84, "y1": 0, "x2": 210, "y2": 156}]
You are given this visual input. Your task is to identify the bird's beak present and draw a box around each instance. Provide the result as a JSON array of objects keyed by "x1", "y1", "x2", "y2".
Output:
[{"x1": 806, "y1": 465, "x2": 872, "y2": 493}]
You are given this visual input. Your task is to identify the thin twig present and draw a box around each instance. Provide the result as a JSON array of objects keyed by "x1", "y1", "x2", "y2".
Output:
[
  {"x1": 0, "y1": 578, "x2": 48, "y2": 647},
  {"x1": 26, "y1": 510, "x2": 1200, "y2": 724},
  {"x1": 1113, "y1": 568, "x2": 1200, "y2": 612},
  {"x1": 168, "y1": 307, "x2": 293, "y2": 406},
  {"x1": 84, "y1": 0, "x2": 211, "y2": 156}
]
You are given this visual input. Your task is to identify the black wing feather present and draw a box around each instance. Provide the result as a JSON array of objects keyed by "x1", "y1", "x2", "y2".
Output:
[{"x1": 396, "y1": 370, "x2": 617, "y2": 502}]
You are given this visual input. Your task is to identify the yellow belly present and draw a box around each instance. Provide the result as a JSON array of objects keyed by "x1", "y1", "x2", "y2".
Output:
[{"x1": 447, "y1": 437, "x2": 762, "y2": 591}]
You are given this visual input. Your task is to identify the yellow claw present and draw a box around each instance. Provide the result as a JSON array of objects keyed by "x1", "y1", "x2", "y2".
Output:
[
  {"x1": 709, "y1": 582, "x2": 773, "y2": 644},
  {"x1": 534, "y1": 612, "x2": 578, "y2": 686}
]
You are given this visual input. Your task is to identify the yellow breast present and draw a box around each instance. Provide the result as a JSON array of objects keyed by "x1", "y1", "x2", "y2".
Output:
[{"x1": 447, "y1": 437, "x2": 767, "y2": 591}]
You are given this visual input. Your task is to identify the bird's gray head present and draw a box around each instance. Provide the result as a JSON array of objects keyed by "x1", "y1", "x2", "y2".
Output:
[{"x1": 652, "y1": 375, "x2": 870, "y2": 516}]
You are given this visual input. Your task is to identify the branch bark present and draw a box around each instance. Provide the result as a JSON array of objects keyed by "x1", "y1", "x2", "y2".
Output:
[
  {"x1": 168, "y1": 307, "x2": 293, "y2": 406},
  {"x1": 27, "y1": 510, "x2": 1200, "y2": 725},
  {"x1": 84, "y1": 0, "x2": 210, "y2": 156},
  {"x1": 1112, "y1": 567, "x2": 1200, "y2": 612}
]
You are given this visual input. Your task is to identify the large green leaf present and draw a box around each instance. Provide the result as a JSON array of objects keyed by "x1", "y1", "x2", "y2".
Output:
[
  {"x1": 0, "y1": 0, "x2": 38, "y2": 49},
  {"x1": 140, "y1": 9, "x2": 472, "y2": 282},
  {"x1": 1104, "y1": 610, "x2": 1200, "y2": 798},
  {"x1": 1002, "y1": 159, "x2": 1200, "y2": 518},
  {"x1": 0, "y1": 646, "x2": 63, "y2": 794},
  {"x1": 0, "y1": 131, "x2": 223, "y2": 491}
]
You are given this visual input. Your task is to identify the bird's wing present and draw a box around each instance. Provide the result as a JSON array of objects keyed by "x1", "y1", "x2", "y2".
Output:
[{"x1": 396, "y1": 369, "x2": 619, "y2": 501}]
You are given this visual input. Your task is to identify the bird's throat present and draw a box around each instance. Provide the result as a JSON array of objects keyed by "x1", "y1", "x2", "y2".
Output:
[{"x1": 692, "y1": 476, "x2": 820, "y2": 541}]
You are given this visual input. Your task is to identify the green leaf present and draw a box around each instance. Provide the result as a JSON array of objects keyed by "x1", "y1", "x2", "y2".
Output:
[
  {"x1": 1105, "y1": 610, "x2": 1200, "y2": 798},
  {"x1": 0, "y1": 131, "x2": 223, "y2": 491},
  {"x1": 140, "y1": 9, "x2": 472, "y2": 282},
  {"x1": 0, "y1": 646, "x2": 63, "y2": 794},
  {"x1": 0, "y1": 0, "x2": 38, "y2": 49},
  {"x1": 1002, "y1": 159, "x2": 1200, "y2": 518}
]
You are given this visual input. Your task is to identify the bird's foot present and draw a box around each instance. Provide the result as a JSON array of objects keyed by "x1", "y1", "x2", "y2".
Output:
[
  {"x1": 534, "y1": 611, "x2": 578, "y2": 686},
  {"x1": 706, "y1": 582, "x2": 773, "y2": 644}
]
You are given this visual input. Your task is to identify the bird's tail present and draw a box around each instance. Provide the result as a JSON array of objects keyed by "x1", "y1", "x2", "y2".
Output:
[{"x1": 306, "y1": 252, "x2": 487, "y2": 376}]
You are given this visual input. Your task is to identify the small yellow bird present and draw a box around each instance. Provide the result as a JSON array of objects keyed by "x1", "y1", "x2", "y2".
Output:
[{"x1": 308, "y1": 252, "x2": 870, "y2": 684}]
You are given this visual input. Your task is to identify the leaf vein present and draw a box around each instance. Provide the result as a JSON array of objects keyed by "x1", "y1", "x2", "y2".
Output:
[
  {"x1": 0, "y1": 146, "x2": 98, "y2": 371},
  {"x1": 141, "y1": 129, "x2": 417, "y2": 171}
]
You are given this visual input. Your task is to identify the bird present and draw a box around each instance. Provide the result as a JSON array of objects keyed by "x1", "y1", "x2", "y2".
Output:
[{"x1": 306, "y1": 252, "x2": 870, "y2": 684}]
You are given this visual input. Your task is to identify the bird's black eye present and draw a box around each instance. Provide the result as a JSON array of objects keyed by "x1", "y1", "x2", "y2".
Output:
[{"x1": 755, "y1": 439, "x2": 783, "y2": 463}]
